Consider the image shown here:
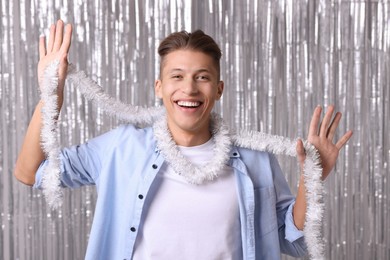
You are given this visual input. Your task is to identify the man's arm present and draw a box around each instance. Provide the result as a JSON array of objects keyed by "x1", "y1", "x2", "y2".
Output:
[
  {"x1": 14, "y1": 20, "x2": 72, "y2": 186},
  {"x1": 293, "y1": 105, "x2": 353, "y2": 229}
]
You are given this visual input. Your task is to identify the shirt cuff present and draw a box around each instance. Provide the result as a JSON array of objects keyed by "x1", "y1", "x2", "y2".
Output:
[
  {"x1": 284, "y1": 202, "x2": 304, "y2": 242},
  {"x1": 33, "y1": 160, "x2": 47, "y2": 189}
]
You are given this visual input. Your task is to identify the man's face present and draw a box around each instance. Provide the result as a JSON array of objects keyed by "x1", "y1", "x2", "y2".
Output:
[{"x1": 155, "y1": 49, "x2": 224, "y2": 145}]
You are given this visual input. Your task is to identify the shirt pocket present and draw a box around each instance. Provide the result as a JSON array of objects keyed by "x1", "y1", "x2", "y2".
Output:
[{"x1": 254, "y1": 186, "x2": 277, "y2": 236}]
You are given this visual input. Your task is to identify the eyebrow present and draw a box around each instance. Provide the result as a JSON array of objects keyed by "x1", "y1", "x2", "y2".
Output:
[{"x1": 168, "y1": 68, "x2": 212, "y2": 74}]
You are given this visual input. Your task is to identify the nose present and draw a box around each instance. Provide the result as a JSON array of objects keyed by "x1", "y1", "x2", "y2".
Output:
[{"x1": 181, "y1": 78, "x2": 198, "y2": 95}]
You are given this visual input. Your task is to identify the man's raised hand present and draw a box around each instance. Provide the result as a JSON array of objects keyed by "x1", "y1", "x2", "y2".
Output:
[
  {"x1": 38, "y1": 19, "x2": 72, "y2": 105},
  {"x1": 297, "y1": 105, "x2": 353, "y2": 180}
]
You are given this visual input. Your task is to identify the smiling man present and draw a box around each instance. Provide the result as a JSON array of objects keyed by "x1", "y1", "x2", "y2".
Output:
[
  {"x1": 155, "y1": 47, "x2": 224, "y2": 146},
  {"x1": 14, "y1": 20, "x2": 352, "y2": 260}
]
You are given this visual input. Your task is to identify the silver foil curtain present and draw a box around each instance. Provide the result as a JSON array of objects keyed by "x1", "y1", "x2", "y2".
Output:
[{"x1": 1, "y1": 0, "x2": 389, "y2": 259}]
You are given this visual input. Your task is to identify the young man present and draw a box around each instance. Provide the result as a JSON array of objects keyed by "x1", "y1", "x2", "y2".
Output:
[{"x1": 15, "y1": 20, "x2": 352, "y2": 259}]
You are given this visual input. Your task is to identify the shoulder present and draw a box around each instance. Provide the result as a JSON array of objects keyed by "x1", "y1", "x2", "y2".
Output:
[
  {"x1": 84, "y1": 124, "x2": 155, "y2": 152},
  {"x1": 111, "y1": 124, "x2": 155, "y2": 147},
  {"x1": 97, "y1": 124, "x2": 154, "y2": 140}
]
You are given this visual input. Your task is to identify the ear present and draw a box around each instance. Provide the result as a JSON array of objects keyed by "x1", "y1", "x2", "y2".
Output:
[
  {"x1": 216, "y1": 80, "x2": 224, "y2": 100},
  {"x1": 155, "y1": 79, "x2": 162, "y2": 99}
]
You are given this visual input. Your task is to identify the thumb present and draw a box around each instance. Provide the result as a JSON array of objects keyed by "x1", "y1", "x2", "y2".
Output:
[{"x1": 296, "y1": 139, "x2": 306, "y2": 165}]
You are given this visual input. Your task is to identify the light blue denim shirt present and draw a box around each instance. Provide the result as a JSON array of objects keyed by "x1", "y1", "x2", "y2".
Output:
[{"x1": 35, "y1": 124, "x2": 307, "y2": 260}]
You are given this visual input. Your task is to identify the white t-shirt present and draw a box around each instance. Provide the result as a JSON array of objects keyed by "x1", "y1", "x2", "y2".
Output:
[{"x1": 133, "y1": 139, "x2": 242, "y2": 259}]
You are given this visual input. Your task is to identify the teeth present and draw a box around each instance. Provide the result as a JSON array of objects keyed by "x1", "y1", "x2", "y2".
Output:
[{"x1": 177, "y1": 101, "x2": 201, "y2": 107}]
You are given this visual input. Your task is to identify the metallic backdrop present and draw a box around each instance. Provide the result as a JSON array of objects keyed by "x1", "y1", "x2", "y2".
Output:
[{"x1": 1, "y1": 0, "x2": 389, "y2": 259}]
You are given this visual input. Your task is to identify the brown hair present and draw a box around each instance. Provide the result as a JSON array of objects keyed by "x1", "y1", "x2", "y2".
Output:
[{"x1": 158, "y1": 30, "x2": 222, "y2": 79}]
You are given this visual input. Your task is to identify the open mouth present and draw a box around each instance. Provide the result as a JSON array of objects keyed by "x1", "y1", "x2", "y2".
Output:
[{"x1": 176, "y1": 100, "x2": 202, "y2": 108}]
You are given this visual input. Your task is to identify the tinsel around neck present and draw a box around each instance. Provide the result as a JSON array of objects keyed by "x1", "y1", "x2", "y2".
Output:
[{"x1": 153, "y1": 113, "x2": 231, "y2": 184}]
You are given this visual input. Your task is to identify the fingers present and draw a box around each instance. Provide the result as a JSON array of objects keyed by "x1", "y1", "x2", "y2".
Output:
[
  {"x1": 319, "y1": 105, "x2": 335, "y2": 137},
  {"x1": 335, "y1": 130, "x2": 353, "y2": 150},
  {"x1": 308, "y1": 104, "x2": 352, "y2": 150},
  {"x1": 308, "y1": 106, "x2": 322, "y2": 137},
  {"x1": 59, "y1": 24, "x2": 72, "y2": 54},
  {"x1": 309, "y1": 105, "x2": 342, "y2": 140},
  {"x1": 44, "y1": 20, "x2": 72, "y2": 56},
  {"x1": 47, "y1": 24, "x2": 56, "y2": 54},
  {"x1": 53, "y1": 20, "x2": 64, "y2": 52},
  {"x1": 327, "y1": 112, "x2": 342, "y2": 141},
  {"x1": 38, "y1": 20, "x2": 72, "y2": 76}
]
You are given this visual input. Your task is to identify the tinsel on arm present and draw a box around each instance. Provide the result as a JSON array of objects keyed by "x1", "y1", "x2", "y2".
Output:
[{"x1": 40, "y1": 60, "x2": 63, "y2": 209}]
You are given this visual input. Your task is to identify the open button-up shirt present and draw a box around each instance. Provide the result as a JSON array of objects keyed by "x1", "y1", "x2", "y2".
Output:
[{"x1": 34, "y1": 124, "x2": 307, "y2": 260}]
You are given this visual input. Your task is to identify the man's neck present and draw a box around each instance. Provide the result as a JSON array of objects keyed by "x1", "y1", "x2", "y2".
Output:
[{"x1": 169, "y1": 127, "x2": 212, "y2": 147}]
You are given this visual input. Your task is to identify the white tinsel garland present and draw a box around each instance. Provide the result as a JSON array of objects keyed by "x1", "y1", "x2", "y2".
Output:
[
  {"x1": 40, "y1": 61, "x2": 325, "y2": 259},
  {"x1": 66, "y1": 64, "x2": 164, "y2": 127},
  {"x1": 40, "y1": 60, "x2": 63, "y2": 209},
  {"x1": 153, "y1": 113, "x2": 231, "y2": 184}
]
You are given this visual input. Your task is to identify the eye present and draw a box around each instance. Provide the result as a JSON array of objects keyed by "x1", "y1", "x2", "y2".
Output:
[
  {"x1": 196, "y1": 75, "x2": 210, "y2": 81},
  {"x1": 171, "y1": 75, "x2": 183, "y2": 80}
]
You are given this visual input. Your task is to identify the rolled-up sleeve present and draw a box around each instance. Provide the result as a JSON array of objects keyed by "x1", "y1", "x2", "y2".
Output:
[
  {"x1": 33, "y1": 160, "x2": 45, "y2": 189},
  {"x1": 284, "y1": 202, "x2": 304, "y2": 242},
  {"x1": 33, "y1": 125, "x2": 127, "y2": 189},
  {"x1": 33, "y1": 144, "x2": 100, "y2": 189}
]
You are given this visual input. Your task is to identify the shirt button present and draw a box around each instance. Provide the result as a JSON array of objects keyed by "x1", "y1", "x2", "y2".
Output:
[
  {"x1": 233, "y1": 152, "x2": 238, "y2": 156},
  {"x1": 138, "y1": 194, "x2": 144, "y2": 199},
  {"x1": 152, "y1": 164, "x2": 158, "y2": 169},
  {"x1": 130, "y1": 227, "x2": 136, "y2": 232}
]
